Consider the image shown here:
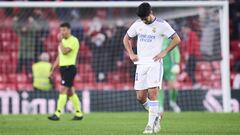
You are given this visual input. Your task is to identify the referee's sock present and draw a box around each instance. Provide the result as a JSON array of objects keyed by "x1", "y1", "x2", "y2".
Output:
[
  {"x1": 69, "y1": 93, "x2": 83, "y2": 117},
  {"x1": 55, "y1": 94, "x2": 67, "y2": 117}
]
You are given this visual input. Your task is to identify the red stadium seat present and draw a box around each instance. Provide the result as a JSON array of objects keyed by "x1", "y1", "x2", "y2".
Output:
[
  {"x1": 16, "y1": 73, "x2": 28, "y2": 83},
  {"x1": 17, "y1": 83, "x2": 30, "y2": 91},
  {"x1": 0, "y1": 28, "x2": 19, "y2": 52},
  {"x1": 0, "y1": 53, "x2": 11, "y2": 73},
  {"x1": 195, "y1": 71, "x2": 202, "y2": 82},
  {"x1": 0, "y1": 83, "x2": 7, "y2": 90},
  {"x1": 85, "y1": 83, "x2": 97, "y2": 90},
  {"x1": 115, "y1": 83, "x2": 133, "y2": 90},
  {"x1": 44, "y1": 28, "x2": 59, "y2": 52},
  {"x1": 74, "y1": 82, "x2": 85, "y2": 90},
  {"x1": 232, "y1": 50, "x2": 240, "y2": 59},
  {"x1": 75, "y1": 72, "x2": 95, "y2": 83},
  {"x1": 53, "y1": 73, "x2": 61, "y2": 87},
  {"x1": 48, "y1": 51, "x2": 58, "y2": 62},
  {"x1": 213, "y1": 81, "x2": 221, "y2": 89},
  {"x1": 18, "y1": 83, "x2": 32, "y2": 91},
  {"x1": 230, "y1": 72, "x2": 236, "y2": 87},
  {"x1": 7, "y1": 73, "x2": 17, "y2": 84},
  {"x1": 211, "y1": 61, "x2": 220, "y2": 70},
  {"x1": 230, "y1": 40, "x2": 240, "y2": 51},
  {"x1": 5, "y1": 83, "x2": 17, "y2": 90},
  {"x1": 96, "y1": 82, "x2": 115, "y2": 90},
  {"x1": 78, "y1": 64, "x2": 93, "y2": 73},
  {"x1": 108, "y1": 72, "x2": 131, "y2": 83},
  {"x1": 178, "y1": 82, "x2": 192, "y2": 90},
  {"x1": 75, "y1": 82, "x2": 97, "y2": 90},
  {"x1": 78, "y1": 43, "x2": 92, "y2": 64},
  {"x1": 202, "y1": 71, "x2": 212, "y2": 80},
  {"x1": 0, "y1": 74, "x2": 7, "y2": 83},
  {"x1": 10, "y1": 51, "x2": 18, "y2": 65},
  {"x1": 74, "y1": 74, "x2": 82, "y2": 83},
  {"x1": 198, "y1": 61, "x2": 212, "y2": 71}
]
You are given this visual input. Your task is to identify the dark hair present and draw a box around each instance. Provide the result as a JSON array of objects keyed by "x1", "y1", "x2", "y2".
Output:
[
  {"x1": 136, "y1": 2, "x2": 152, "y2": 18},
  {"x1": 60, "y1": 22, "x2": 71, "y2": 29}
]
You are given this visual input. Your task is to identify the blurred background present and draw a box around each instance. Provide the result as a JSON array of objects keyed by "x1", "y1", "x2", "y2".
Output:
[{"x1": 0, "y1": 0, "x2": 239, "y2": 114}]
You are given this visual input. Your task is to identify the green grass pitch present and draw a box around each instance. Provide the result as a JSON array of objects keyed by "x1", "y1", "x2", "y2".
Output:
[{"x1": 0, "y1": 112, "x2": 240, "y2": 135}]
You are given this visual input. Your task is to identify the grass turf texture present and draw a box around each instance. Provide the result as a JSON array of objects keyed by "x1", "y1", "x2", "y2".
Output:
[{"x1": 0, "y1": 112, "x2": 240, "y2": 135}]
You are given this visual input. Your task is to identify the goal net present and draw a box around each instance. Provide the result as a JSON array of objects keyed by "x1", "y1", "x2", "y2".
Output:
[{"x1": 0, "y1": 1, "x2": 231, "y2": 114}]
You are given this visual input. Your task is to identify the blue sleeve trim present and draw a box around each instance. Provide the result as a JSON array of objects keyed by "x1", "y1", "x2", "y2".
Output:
[
  {"x1": 127, "y1": 33, "x2": 135, "y2": 39},
  {"x1": 168, "y1": 32, "x2": 176, "y2": 39}
]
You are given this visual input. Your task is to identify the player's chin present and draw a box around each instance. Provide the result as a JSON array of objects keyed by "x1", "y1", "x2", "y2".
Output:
[{"x1": 144, "y1": 21, "x2": 151, "y2": 24}]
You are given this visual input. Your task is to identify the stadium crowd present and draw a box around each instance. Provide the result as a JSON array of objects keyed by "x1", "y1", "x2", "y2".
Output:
[{"x1": 0, "y1": 1, "x2": 239, "y2": 90}]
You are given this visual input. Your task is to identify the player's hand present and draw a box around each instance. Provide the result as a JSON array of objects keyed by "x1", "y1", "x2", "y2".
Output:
[
  {"x1": 153, "y1": 50, "x2": 168, "y2": 62},
  {"x1": 49, "y1": 70, "x2": 54, "y2": 78},
  {"x1": 57, "y1": 33, "x2": 63, "y2": 42},
  {"x1": 171, "y1": 64, "x2": 180, "y2": 74},
  {"x1": 129, "y1": 53, "x2": 138, "y2": 62},
  {"x1": 58, "y1": 43, "x2": 64, "y2": 52}
]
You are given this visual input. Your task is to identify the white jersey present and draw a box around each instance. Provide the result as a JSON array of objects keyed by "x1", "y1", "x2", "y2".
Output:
[{"x1": 127, "y1": 18, "x2": 175, "y2": 64}]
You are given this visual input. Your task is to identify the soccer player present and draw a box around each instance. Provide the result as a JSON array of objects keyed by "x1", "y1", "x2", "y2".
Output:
[
  {"x1": 123, "y1": 2, "x2": 181, "y2": 133},
  {"x1": 158, "y1": 37, "x2": 181, "y2": 113},
  {"x1": 48, "y1": 22, "x2": 83, "y2": 121}
]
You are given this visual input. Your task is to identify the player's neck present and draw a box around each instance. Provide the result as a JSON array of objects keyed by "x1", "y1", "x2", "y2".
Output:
[
  {"x1": 149, "y1": 15, "x2": 156, "y2": 24},
  {"x1": 65, "y1": 34, "x2": 72, "y2": 39}
]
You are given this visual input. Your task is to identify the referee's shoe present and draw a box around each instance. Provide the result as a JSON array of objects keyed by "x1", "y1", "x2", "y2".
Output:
[
  {"x1": 72, "y1": 111, "x2": 83, "y2": 120},
  {"x1": 48, "y1": 114, "x2": 60, "y2": 121},
  {"x1": 72, "y1": 116, "x2": 83, "y2": 120}
]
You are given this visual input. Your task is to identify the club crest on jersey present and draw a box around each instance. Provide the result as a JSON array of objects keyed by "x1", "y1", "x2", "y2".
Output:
[{"x1": 152, "y1": 27, "x2": 156, "y2": 33}]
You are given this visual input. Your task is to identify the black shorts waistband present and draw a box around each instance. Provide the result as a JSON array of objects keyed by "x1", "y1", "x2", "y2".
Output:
[{"x1": 60, "y1": 65, "x2": 76, "y2": 68}]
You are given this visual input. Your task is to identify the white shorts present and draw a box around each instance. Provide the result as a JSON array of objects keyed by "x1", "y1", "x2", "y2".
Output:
[{"x1": 134, "y1": 63, "x2": 164, "y2": 90}]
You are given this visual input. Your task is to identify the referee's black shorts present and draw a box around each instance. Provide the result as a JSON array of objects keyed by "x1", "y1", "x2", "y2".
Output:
[{"x1": 60, "y1": 65, "x2": 76, "y2": 88}]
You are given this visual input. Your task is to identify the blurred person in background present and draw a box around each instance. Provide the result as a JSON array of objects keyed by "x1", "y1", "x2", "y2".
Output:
[
  {"x1": 233, "y1": 60, "x2": 240, "y2": 89},
  {"x1": 70, "y1": 9, "x2": 84, "y2": 41},
  {"x1": 32, "y1": 52, "x2": 53, "y2": 91},
  {"x1": 13, "y1": 15, "x2": 39, "y2": 74},
  {"x1": 158, "y1": 37, "x2": 181, "y2": 113},
  {"x1": 108, "y1": 19, "x2": 128, "y2": 71},
  {"x1": 85, "y1": 17, "x2": 110, "y2": 82},
  {"x1": 33, "y1": 9, "x2": 49, "y2": 62},
  {"x1": 181, "y1": 24, "x2": 201, "y2": 89}
]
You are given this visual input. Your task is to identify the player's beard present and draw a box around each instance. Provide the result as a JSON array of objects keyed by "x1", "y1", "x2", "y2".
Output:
[
  {"x1": 63, "y1": 33, "x2": 70, "y2": 39},
  {"x1": 145, "y1": 17, "x2": 153, "y2": 24},
  {"x1": 145, "y1": 19, "x2": 152, "y2": 24},
  {"x1": 145, "y1": 21, "x2": 151, "y2": 24}
]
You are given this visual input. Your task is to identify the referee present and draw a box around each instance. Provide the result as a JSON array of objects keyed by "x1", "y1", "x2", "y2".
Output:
[{"x1": 48, "y1": 22, "x2": 83, "y2": 121}]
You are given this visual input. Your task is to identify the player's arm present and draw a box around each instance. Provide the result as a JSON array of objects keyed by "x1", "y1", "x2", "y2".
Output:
[
  {"x1": 171, "y1": 46, "x2": 181, "y2": 74},
  {"x1": 50, "y1": 56, "x2": 59, "y2": 76},
  {"x1": 172, "y1": 46, "x2": 180, "y2": 64},
  {"x1": 57, "y1": 34, "x2": 72, "y2": 55},
  {"x1": 153, "y1": 33, "x2": 181, "y2": 61},
  {"x1": 59, "y1": 43, "x2": 72, "y2": 55},
  {"x1": 123, "y1": 34, "x2": 138, "y2": 62}
]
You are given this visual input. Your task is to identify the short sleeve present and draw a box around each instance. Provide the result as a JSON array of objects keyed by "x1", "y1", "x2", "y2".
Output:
[
  {"x1": 66, "y1": 38, "x2": 77, "y2": 50},
  {"x1": 162, "y1": 21, "x2": 176, "y2": 38},
  {"x1": 127, "y1": 22, "x2": 137, "y2": 38}
]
